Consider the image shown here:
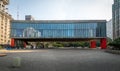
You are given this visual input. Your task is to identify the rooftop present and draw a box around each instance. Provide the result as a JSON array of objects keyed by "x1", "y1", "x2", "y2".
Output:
[{"x1": 12, "y1": 20, "x2": 106, "y2": 23}]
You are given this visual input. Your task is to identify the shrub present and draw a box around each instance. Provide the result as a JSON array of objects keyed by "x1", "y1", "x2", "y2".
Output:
[
  {"x1": 108, "y1": 38, "x2": 120, "y2": 50},
  {"x1": 0, "y1": 46, "x2": 3, "y2": 49},
  {"x1": 53, "y1": 44, "x2": 63, "y2": 48}
]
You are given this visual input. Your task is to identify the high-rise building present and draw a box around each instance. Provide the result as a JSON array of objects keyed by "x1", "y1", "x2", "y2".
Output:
[
  {"x1": 107, "y1": 19, "x2": 113, "y2": 39},
  {"x1": 0, "y1": 0, "x2": 12, "y2": 45},
  {"x1": 112, "y1": 0, "x2": 120, "y2": 39}
]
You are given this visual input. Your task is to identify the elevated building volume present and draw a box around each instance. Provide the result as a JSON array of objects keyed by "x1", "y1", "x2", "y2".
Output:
[{"x1": 10, "y1": 20, "x2": 107, "y2": 49}]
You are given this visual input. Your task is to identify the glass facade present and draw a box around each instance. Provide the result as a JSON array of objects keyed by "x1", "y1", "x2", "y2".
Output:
[{"x1": 11, "y1": 20, "x2": 106, "y2": 38}]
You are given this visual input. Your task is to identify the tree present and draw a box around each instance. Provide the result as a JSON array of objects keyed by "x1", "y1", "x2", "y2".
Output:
[
  {"x1": 107, "y1": 37, "x2": 113, "y2": 43},
  {"x1": 0, "y1": 46, "x2": 3, "y2": 49},
  {"x1": 52, "y1": 42, "x2": 63, "y2": 48},
  {"x1": 36, "y1": 42, "x2": 44, "y2": 49},
  {"x1": 108, "y1": 38, "x2": 120, "y2": 50}
]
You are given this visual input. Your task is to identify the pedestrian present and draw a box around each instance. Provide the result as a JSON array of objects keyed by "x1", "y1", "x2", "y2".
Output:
[{"x1": 31, "y1": 45, "x2": 33, "y2": 49}]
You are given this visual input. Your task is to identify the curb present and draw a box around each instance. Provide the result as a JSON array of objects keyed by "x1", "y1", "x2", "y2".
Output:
[
  {"x1": 0, "y1": 49, "x2": 8, "y2": 57},
  {"x1": 105, "y1": 49, "x2": 120, "y2": 55},
  {"x1": 0, "y1": 49, "x2": 8, "y2": 53},
  {"x1": 0, "y1": 54, "x2": 7, "y2": 57}
]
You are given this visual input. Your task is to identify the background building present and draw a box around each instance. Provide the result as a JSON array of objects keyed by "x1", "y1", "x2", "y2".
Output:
[
  {"x1": 25, "y1": 15, "x2": 34, "y2": 21},
  {"x1": 112, "y1": 0, "x2": 120, "y2": 39},
  {"x1": 0, "y1": 0, "x2": 12, "y2": 45},
  {"x1": 107, "y1": 19, "x2": 113, "y2": 39}
]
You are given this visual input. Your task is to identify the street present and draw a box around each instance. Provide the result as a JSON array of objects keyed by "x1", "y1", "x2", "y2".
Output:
[{"x1": 0, "y1": 49, "x2": 120, "y2": 71}]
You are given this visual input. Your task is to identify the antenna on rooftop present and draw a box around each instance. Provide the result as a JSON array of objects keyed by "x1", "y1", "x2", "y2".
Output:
[{"x1": 17, "y1": 5, "x2": 19, "y2": 20}]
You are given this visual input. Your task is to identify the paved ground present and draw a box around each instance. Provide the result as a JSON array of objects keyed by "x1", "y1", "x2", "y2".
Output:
[{"x1": 0, "y1": 49, "x2": 120, "y2": 71}]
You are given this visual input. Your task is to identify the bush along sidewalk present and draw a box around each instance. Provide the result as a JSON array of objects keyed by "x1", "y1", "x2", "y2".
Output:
[
  {"x1": 0, "y1": 45, "x2": 3, "y2": 49},
  {"x1": 108, "y1": 38, "x2": 120, "y2": 50}
]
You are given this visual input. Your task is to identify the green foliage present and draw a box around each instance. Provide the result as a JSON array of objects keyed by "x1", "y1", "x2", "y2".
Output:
[
  {"x1": 73, "y1": 42, "x2": 84, "y2": 47},
  {"x1": 38, "y1": 42, "x2": 90, "y2": 48},
  {"x1": 109, "y1": 38, "x2": 120, "y2": 46},
  {"x1": 45, "y1": 43, "x2": 49, "y2": 48},
  {"x1": 83, "y1": 42, "x2": 90, "y2": 47},
  {"x1": 36, "y1": 42, "x2": 44, "y2": 48},
  {"x1": 108, "y1": 38, "x2": 120, "y2": 49},
  {"x1": 96, "y1": 40, "x2": 100, "y2": 47},
  {"x1": 107, "y1": 37, "x2": 113, "y2": 43},
  {"x1": 53, "y1": 43, "x2": 63, "y2": 48},
  {"x1": 61, "y1": 42, "x2": 89, "y2": 48},
  {"x1": 0, "y1": 46, "x2": 3, "y2": 49}
]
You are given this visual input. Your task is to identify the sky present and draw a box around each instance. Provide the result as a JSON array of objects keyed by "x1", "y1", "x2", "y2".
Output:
[{"x1": 8, "y1": 0, "x2": 113, "y2": 20}]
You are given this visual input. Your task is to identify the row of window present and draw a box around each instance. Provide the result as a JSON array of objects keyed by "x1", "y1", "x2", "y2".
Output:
[
  {"x1": 12, "y1": 23, "x2": 100, "y2": 29},
  {"x1": 11, "y1": 22, "x2": 106, "y2": 38},
  {"x1": 11, "y1": 29, "x2": 100, "y2": 38}
]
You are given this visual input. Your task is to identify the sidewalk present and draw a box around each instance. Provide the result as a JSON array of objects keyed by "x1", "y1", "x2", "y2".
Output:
[
  {"x1": 0, "y1": 49, "x2": 8, "y2": 53},
  {"x1": 0, "y1": 49, "x2": 35, "y2": 57},
  {"x1": 105, "y1": 49, "x2": 120, "y2": 54},
  {"x1": 0, "y1": 49, "x2": 8, "y2": 57},
  {"x1": 0, "y1": 49, "x2": 34, "y2": 53}
]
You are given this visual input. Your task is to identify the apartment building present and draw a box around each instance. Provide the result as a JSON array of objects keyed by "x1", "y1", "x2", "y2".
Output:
[{"x1": 0, "y1": 0, "x2": 12, "y2": 45}]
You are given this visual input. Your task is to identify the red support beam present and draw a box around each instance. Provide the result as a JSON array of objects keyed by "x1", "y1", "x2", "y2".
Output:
[
  {"x1": 100, "y1": 38, "x2": 107, "y2": 49},
  {"x1": 90, "y1": 40, "x2": 96, "y2": 48},
  {"x1": 24, "y1": 42, "x2": 26, "y2": 48},
  {"x1": 11, "y1": 38, "x2": 15, "y2": 47}
]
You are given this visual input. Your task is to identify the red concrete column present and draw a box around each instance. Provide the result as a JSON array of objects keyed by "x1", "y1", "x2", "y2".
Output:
[
  {"x1": 90, "y1": 40, "x2": 96, "y2": 48},
  {"x1": 11, "y1": 38, "x2": 15, "y2": 47},
  {"x1": 100, "y1": 38, "x2": 107, "y2": 49},
  {"x1": 24, "y1": 42, "x2": 26, "y2": 48}
]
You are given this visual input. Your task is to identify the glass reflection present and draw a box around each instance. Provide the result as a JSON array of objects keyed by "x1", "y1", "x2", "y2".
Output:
[{"x1": 11, "y1": 22, "x2": 106, "y2": 38}]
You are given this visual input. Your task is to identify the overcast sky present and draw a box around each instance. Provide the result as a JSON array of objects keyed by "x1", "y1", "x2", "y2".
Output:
[{"x1": 8, "y1": 0, "x2": 113, "y2": 20}]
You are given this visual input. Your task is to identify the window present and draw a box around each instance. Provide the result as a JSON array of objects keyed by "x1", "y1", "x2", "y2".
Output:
[{"x1": 11, "y1": 21, "x2": 106, "y2": 38}]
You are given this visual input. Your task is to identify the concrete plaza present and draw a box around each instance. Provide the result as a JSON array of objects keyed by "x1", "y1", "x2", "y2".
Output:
[{"x1": 0, "y1": 49, "x2": 120, "y2": 71}]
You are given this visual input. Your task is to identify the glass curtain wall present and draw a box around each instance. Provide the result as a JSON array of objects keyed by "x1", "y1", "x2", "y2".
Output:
[{"x1": 11, "y1": 22, "x2": 106, "y2": 38}]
